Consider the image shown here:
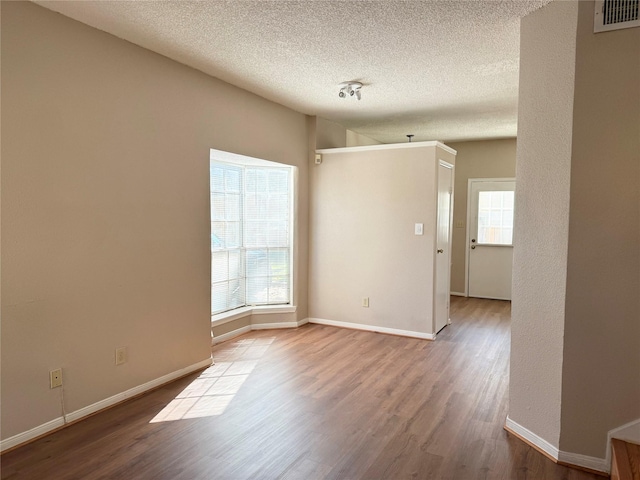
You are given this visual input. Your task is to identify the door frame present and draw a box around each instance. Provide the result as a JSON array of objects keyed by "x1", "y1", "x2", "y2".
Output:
[
  {"x1": 464, "y1": 177, "x2": 516, "y2": 298},
  {"x1": 433, "y1": 159, "x2": 455, "y2": 335}
]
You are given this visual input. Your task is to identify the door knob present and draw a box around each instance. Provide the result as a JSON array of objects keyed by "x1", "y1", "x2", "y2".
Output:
[
  {"x1": 437, "y1": 249, "x2": 444, "y2": 253},
  {"x1": 471, "y1": 245, "x2": 476, "y2": 249}
]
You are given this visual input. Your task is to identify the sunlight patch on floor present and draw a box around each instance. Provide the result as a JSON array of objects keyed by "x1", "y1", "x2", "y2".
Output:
[{"x1": 150, "y1": 337, "x2": 274, "y2": 422}]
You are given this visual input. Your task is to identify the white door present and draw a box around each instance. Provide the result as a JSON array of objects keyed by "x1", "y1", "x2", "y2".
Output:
[
  {"x1": 435, "y1": 161, "x2": 454, "y2": 334},
  {"x1": 467, "y1": 179, "x2": 515, "y2": 300}
]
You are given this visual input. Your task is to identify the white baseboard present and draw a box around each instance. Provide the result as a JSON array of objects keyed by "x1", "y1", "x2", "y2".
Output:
[
  {"x1": 212, "y1": 325, "x2": 252, "y2": 345},
  {"x1": 505, "y1": 416, "x2": 560, "y2": 459},
  {"x1": 308, "y1": 317, "x2": 435, "y2": 340},
  {"x1": 212, "y1": 318, "x2": 309, "y2": 345},
  {"x1": 211, "y1": 316, "x2": 434, "y2": 344},
  {"x1": 505, "y1": 416, "x2": 608, "y2": 473},
  {"x1": 450, "y1": 291, "x2": 466, "y2": 297},
  {"x1": 606, "y1": 417, "x2": 640, "y2": 470},
  {"x1": 0, "y1": 357, "x2": 213, "y2": 453},
  {"x1": 252, "y1": 318, "x2": 309, "y2": 330},
  {"x1": 557, "y1": 450, "x2": 608, "y2": 474},
  {"x1": 0, "y1": 417, "x2": 66, "y2": 453}
]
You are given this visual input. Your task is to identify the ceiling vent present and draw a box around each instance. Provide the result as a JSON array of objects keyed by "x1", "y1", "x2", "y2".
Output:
[{"x1": 594, "y1": 0, "x2": 639, "y2": 32}]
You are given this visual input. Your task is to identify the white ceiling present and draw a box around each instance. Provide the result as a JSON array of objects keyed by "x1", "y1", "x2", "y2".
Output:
[{"x1": 35, "y1": 0, "x2": 552, "y2": 144}]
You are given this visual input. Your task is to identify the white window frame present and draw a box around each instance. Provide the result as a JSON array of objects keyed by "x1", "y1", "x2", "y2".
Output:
[{"x1": 210, "y1": 149, "x2": 295, "y2": 327}]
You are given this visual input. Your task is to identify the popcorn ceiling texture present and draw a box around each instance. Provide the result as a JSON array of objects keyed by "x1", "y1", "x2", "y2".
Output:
[{"x1": 36, "y1": 0, "x2": 551, "y2": 143}]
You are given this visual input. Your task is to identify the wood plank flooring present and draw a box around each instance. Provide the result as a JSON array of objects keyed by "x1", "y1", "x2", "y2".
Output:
[{"x1": 1, "y1": 297, "x2": 603, "y2": 479}]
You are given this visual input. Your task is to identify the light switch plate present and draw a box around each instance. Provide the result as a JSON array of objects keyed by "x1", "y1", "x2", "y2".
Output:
[{"x1": 415, "y1": 223, "x2": 424, "y2": 235}]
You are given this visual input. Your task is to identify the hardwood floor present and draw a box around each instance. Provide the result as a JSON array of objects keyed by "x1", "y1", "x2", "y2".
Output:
[{"x1": 1, "y1": 297, "x2": 602, "y2": 479}]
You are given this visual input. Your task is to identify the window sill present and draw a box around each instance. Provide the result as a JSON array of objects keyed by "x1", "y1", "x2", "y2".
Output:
[{"x1": 211, "y1": 305, "x2": 297, "y2": 327}]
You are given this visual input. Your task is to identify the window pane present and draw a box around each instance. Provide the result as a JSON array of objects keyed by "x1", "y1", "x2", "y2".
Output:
[
  {"x1": 225, "y1": 222, "x2": 240, "y2": 248},
  {"x1": 212, "y1": 251, "x2": 229, "y2": 283},
  {"x1": 247, "y1": 276, "x2": 268, "y2": 304},
  {"x1": 211, "y1": 159, "x2": 292, "y2": 314},
  {"x1": 225, "y1": 194, "x2": 240, "y2": 221},
  {"x1": 210, "y1": 167, "x2": 224, "y2": 192},
  {"x1": 212, "y1": 193, "x2": 225, "y2": 221},
  {"x1": 269, "y1": 249, "x2": 289, "y2": 275},
  {"x1": 246, "y1": 249, "x2": 268, "y2": 277},
  {"x1": 228, "y1": 250, "x2": 242, "y2": 280},
  {"x1": 212, "y1": 222, "x2": 226, "y2": 249},
  {"x1": 268, "y1": 170, "x2": 289, "y2": 193},
  {"x1": 477, "y1": 191, "x2": 515, "y2": 245},
  {"x1": 268, "y1": 284, "x2": 289, "y2": 303},
  {"x1": 228, "y1": 280, "x2": 245, "y2": 309},
  {"x1": 211, "y1": 283, "x2": 228, "y2": 314},
  {"x1": 504, "y1": 228, "x2": 513, "y2": 244},
  {"x1": 503, "y1": 210, "x2": 513, "y2": 227},
  {"x1": 267, "y1": 222, "x2": 288, "y2": 247},
  {"x1": 225, "y1": 169, "x2": 241, "y2": 193},
  {"x1": 503, "y1": 192, "x2": 514, "y2": 209},
  {"x1": 267, "y1": 194, "x2": 288, "y2": 220},
  {"x1": 490, "y1": 211, "x2": 501, "y2": 227},
  {"x1": 244, "y1": 220, "x2": 261, "y2": 247}
]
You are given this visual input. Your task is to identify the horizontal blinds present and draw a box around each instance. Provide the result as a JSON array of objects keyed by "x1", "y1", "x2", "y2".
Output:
[{"x1": 211, "y1": 161, "x2": 291, "y2": 315}]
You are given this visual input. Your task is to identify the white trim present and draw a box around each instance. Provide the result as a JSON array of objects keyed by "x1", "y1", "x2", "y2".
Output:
[
  {"x1": 450, "y1": 291, "x2": 466, "y2": 297},
  {"x1": 212, "y1": 305, "x2": 297, "y2": 327},
  {"x1": 434, "y1": 159, "x2": 455, "y2": 335},
  {"x1": 606, "y1": 417, "x2": 640, "y2": 470},
  {"x1": 469, "y1": 294, "x2": 512, "y2": 301},
  {"x1": 212, "y1": 325, "x2": 252, "y2": 345},
  {"x1": 251, "y1": 305, "x2": 297, "y2": 315},
  {"x1": 211, "y1": 318, "x2": 309, "y2": 345},
  {"x1": 308, "y1": 317, "x2": 435, "y2": 340},
  {"x1": 316, "y1": 140, "x2": 457, "y2": 156},
  {"x1": 0, "y1": 417, "x2": 66, "y2": 453},
  {"x1": 0, "y1": 358, "x2": 213, "y2": 453},
  {"x1": 505, "y1": 417, "x2": 608, "y2": 474},
  {"x1": 557, "y1": 450, "x2": 608, "y2": 474},
  {"x1": 505, "y1": 416, "x2": 560, "y2": 459},
  {"x1": 210, "y1": 148, "x2": 286, "y2": 168},
  {"x1": 252, "y1": 318, "x2": 309, "y2": 330}
]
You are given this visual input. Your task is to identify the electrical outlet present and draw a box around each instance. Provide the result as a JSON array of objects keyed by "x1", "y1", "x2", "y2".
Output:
[
  {"x1": 362, "y1": 297, "x2": 369, "y2": 308},
  {"x1": 115, "y1": 347, "x2": 126, "y2": 366},
  {"x1": 50, "y1": 368, "x2": 63, "y2": 389}
]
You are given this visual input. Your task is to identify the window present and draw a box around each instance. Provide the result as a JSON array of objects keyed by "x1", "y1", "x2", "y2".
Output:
[
  {"x1": 210, "y1": 150, "x2": 293, "y2": 316},
  {"x1": 477, "y1": 190, "x2": 514, "y2": 245}
]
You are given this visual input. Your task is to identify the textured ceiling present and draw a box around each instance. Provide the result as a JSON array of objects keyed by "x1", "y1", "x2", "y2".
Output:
[{"x1": 35, "y1": 0, "x2": 552, "y2": 144}]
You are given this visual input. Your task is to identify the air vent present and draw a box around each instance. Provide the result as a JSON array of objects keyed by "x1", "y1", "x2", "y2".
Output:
[{"x1": 594, "y1": 0, "x2": 639, "y2": 32}]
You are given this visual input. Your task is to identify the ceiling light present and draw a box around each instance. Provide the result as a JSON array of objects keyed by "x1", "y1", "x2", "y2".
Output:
[{"x1": 339, "y1": 82, "x2": 363, "y2": 100}]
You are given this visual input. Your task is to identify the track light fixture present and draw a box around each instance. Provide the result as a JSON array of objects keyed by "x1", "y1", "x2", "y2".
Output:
[{"x1": 338, "y1": 82, "x2": 363, "y2": 100}]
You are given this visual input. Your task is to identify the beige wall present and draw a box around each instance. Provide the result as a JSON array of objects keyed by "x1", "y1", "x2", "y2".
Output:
[
  {"x1": 315, "y1": 117, "x2": 347, "y2": 149},
  {"x1": 510, "y1": 0, "x2": 578, "y2": 450},
  {"x1": 313, "y1": 116, "x2": 381, "y2": 149},
  {"x1": 446, "y1": 139, "x2": 516, "y2": 294},
  {"x1": 512, "y1": 0, "x2": 640, "y2": 463},
  {"x1": 309, "y1": 145, "x2": 455, "y2": 336},
  {"x1": 1, "y1": 1, "x2": 309, "y2": 441},
  {"x1": 560, "y1": 0, "x2": 640, "y2": 457},
  {"x1": 346, "y1": 130, "x2": 383, "y2": 147}
]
